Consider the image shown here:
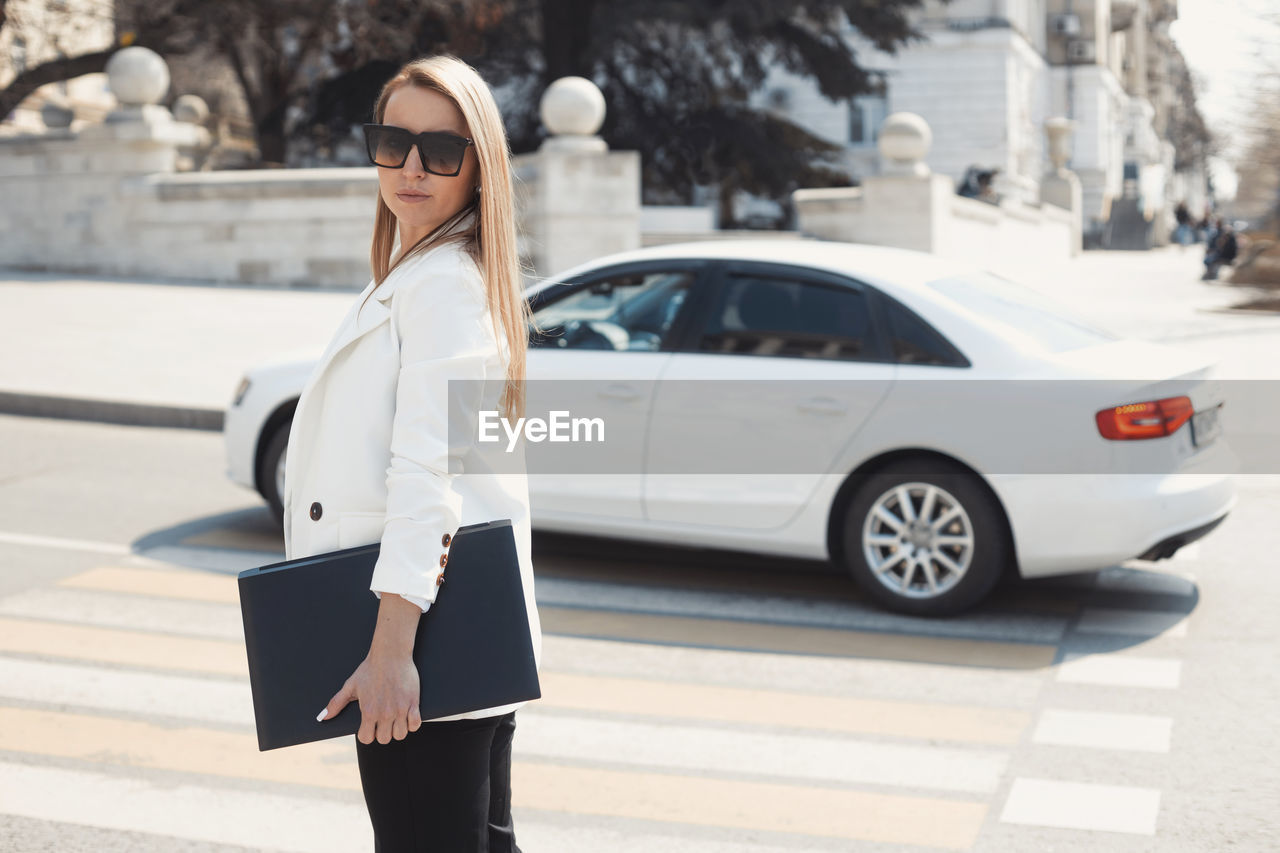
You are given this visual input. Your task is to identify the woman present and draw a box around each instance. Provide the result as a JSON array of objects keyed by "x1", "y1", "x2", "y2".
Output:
[{"x1": 284, "y1": 54, "x2": 540, "y2": 851}]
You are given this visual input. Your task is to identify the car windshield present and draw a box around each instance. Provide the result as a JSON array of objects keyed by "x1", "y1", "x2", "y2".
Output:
[{"x1": 924, "y1": 270, "x2": 1120, "y2": 352}]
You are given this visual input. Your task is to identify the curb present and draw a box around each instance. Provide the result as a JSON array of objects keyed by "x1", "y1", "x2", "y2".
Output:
[{"x1": 0, "y1": 391, "x2": 223, "y2": 432}]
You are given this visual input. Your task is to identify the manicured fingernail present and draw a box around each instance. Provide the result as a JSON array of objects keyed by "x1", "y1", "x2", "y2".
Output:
[{"x1": 316, "y1": 707, "x2": 328, "y2": 721}]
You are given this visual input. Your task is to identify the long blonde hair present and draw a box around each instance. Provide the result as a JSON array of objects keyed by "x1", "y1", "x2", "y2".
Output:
[{"x1": 364, "y1": 54, "x2": 530, "y2": 422}]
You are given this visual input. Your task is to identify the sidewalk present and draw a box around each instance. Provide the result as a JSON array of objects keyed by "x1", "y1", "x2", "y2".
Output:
[
  {"x1": 0, "y1": 246, "x2": 1276, "y2": 431},
  {"x1": 0, "y1": 270, "x2": 354, "y2": 431}
]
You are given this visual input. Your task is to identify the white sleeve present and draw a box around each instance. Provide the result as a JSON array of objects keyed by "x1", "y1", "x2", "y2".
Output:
[
  {"x1": 367, "y1": 251, "x2": 497, "y2": 608},
  {"x1": 371, "y1": 589, "x2": 432, "y2": 613}
]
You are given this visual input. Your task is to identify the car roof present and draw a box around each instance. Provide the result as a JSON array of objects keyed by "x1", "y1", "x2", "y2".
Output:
[{"x1": 532, "y1": 239, "x2": 983, "y2": 293}]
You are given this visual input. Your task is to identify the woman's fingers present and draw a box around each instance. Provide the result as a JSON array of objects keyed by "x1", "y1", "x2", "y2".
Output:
[
  {"x1": 356, "y1": 690, "x2": 379, "y2": 744},
  {"x1": 371, "y1": 706, "x2": 416, "y2": 744},
  {"x1": 318, "y1": 679, "x2": 355, "y2": 723},
  {"x1": 376, "y1": 714, "x2": 395, "y2": 745},
  {"x1": 339, "y1": 652, "x2": 419, "y2": 745}
]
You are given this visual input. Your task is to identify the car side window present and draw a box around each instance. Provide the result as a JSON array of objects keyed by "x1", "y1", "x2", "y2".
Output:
[
  {"x1": 530, "y1": 270, "x2": 696, "y2": 351},
  {"x1": 884, "y1": 299, "x2": 967, "y2": 366},
  {"x1": 695, "y1": 273, "x2": 872, "y2": 360}
]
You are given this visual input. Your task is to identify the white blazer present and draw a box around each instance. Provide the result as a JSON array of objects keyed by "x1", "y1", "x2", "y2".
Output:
[{"x1": 282, "y1": 223, "x2": 541, "y2": 722}]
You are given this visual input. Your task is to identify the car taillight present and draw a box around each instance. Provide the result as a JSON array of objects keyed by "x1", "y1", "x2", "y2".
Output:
[{"x1": 1096, "y1": 395, "x2": 1194, "y2": 440}]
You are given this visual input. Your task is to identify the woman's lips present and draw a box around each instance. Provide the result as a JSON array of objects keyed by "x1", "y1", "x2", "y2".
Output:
[{"x1": 396, "y1": 192, "x2": 431, "y2": 204}]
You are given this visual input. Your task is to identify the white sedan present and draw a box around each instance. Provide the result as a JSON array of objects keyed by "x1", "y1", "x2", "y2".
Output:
[{"x1": 224, "y1": 240, "x2": 1236, "y2": 615}]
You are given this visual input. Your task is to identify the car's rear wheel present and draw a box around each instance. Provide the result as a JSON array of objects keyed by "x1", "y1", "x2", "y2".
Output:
[
  {"x1": 840, "y1": 459, "x2": 1009, "y2": 616},
  {"x1": 258, "y1": 424, "x2": 289, "y2": 528}
]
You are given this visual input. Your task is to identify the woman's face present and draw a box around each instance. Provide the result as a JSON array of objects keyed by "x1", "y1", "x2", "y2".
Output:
[{"x1": 378, "y1": 85, "x2": 479, "y2": 245}]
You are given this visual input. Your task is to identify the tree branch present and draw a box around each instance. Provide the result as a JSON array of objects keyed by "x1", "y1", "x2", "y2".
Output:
[{"x1": 0, "y1": 47, "x2": 119, "y2": 121}]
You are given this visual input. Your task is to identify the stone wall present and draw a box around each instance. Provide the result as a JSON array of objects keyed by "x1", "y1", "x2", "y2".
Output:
[
  {"x1": 2, "y1": 52, "x2": 1082, "y2": 292},
  {"x1": 122, "y1": 171, "x2": 376, "y2": 286},
  {"x1": 793, "y1": 111, "x2": 1080, "y2": 275},
  {"x1": 0, "y1": 128, "x2": 378, "y2": 286},
  {"x1": 0, "y1": 61, "x2": 651, "y2": 288}
]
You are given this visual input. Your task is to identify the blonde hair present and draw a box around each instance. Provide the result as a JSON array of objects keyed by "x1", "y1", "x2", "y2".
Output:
[{"x1": 364, "y1": 54, "x2": 530, "y2": 422}]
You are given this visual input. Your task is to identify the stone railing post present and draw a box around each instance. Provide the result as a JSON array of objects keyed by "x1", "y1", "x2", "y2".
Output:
[
  {"x1": 0, "y1": 46, "x2": 209, "y2": 272},
  {"x1": 794, "y1": 112, "x2": 951, "y2": 252},
  {"x1": 1040, "y1": 116, "x2": 1083, "y2": 255},
  {"x1": 511, "y1": 77, "x2": 640, "y2": 279},
  {"x1": 78, "y1": 46, "x2": 210, "y2": 173}
]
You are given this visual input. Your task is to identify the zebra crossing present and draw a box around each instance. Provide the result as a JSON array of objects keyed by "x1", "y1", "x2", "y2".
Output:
[
  {"x1": 995, "y1": 565, "x2": 1198, "y2": 845},
  {"x1": 0, "y1": 552, "x2": 1198, "y2": 851}
]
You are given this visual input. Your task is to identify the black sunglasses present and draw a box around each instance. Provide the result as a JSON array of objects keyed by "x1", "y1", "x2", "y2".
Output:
[{"x1": 362, "y1": 123, "x2": 474, "y2": 176}]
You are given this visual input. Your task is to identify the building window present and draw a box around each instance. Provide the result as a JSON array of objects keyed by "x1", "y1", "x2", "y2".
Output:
[
  {"x1": 848, "y1": 74, "x2": 887, "y2": 146},
  {"x1": 849, "y1": 95, "x2": 887, "y2": 146}
]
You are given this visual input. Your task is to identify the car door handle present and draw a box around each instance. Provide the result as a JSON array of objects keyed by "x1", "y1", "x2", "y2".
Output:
[
  {"x1": 599, "y1": 384, "x2": 642, "y2": 402},
  {"x1": 797, "y1": 396, "x2": 847, "y2": 416}
]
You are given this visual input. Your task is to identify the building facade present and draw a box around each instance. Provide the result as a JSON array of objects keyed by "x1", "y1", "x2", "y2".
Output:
[{"x1": 755, "y1": 0, "x2": 1201, "y2": 246}]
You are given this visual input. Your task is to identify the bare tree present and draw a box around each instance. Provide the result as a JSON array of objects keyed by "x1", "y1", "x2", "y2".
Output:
[
  {"x1": 1, "y1": 0, "x2": 213, "y2": 120},
  {"x1": 1226, "y1": 8, "x2": 1280, "y2": 230}
]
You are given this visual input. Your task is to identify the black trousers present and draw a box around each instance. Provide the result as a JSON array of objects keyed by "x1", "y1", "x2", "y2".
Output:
[{"x1": 355, "y1": 711, "x2": 521, "y2": 853}]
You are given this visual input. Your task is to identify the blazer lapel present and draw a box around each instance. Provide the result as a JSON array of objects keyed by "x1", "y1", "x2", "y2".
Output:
[
  {"x1": 295, "y1": 242, "x2": 436, "y2": 404},
  {"x1": 298, "y1": 210, "x2": 478, "y2": 406},
  {"x1": 294, "y1": 286, "x2": 391, "y2": 413},
  {"x1": 282, "y1": 282, "x2": 392, "y2": 525},
  {"x1": 283, "y1": 222, "x2": 476, "y2": 530}
]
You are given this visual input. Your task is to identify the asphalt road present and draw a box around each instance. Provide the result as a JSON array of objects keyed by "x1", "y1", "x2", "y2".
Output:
[{"x1": 0, "y1": 412, "x2": 1276, "y2": 852}]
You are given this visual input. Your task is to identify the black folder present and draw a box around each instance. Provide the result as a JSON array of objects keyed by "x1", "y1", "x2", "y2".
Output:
[{"x1": 237, "y1": 518, "x2": 540, "y2": 751}]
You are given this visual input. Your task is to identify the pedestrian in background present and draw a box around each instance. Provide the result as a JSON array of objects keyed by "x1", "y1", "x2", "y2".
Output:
[
  {"x1": 1202, "y1": 218, "x2": 1238, "y2": 280},
  {"x1": 290, "y1": 53, "x2": 541, "y2": 852},
  {"x1": 1173, "y1": 201, "x2": 1193, "y2": 247},
  {"x1": 957, "y1": 166, "x2": 1001, "y2": 205}
]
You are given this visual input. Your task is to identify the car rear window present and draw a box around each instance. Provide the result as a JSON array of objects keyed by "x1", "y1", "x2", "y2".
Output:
[{"x1": 924, "y1": 271, "x2": 1120, "y2": 352}]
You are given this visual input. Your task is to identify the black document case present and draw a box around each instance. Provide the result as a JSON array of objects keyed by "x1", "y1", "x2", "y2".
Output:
[{"x1": 237, "y1": 518, "x2": 540, "y2": 751}]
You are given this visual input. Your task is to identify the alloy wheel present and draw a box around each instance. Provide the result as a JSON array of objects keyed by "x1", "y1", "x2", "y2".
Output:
[{"x1": 861, "y1": 481, "x2": 975, "y2": 599}]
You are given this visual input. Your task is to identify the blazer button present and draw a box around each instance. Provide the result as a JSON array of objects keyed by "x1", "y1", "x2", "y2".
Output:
[
  {"x1": 441, "y1": 532, "x2": 451, "y2": 548},
  {"x1": 309, "y1": 502, "x2": 323, "y2": 521},
  {"x1": 439, "y1": 553, "x2": 448, "y2": 568},
  {"x1": 436, "y1": 573, "x2": 445, "y2": 586}
]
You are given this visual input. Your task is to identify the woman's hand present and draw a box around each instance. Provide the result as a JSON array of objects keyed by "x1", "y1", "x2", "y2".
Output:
[{"x1": 318, "y1": 593, "x2": 424, "y2": 745}]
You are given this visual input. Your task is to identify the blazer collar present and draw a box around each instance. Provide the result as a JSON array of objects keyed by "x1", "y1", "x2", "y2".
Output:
[
  {"x1": 283, "y1": 211, "x2": 477, "y2": 519},
  {"x1": 289, "y1": 210, "x2": 479, "y2": 468},
  {"x1": 372, "y1": 210, "x2": 478, "y2": 304}
]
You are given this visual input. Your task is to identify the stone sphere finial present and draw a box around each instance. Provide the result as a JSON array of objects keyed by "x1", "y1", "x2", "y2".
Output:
[
  {"x1": 105, "y1": 46, "x2": 170, "y2": 107},
  {"x1": 540, "y1": 76, "x2": 606, "y2": 137},
  {"x1": 173, "y1": 94, "x2": 210, "y2": 124},
  {"x1": 878, "y1": 112, "x2": 932, "y2": 177},
  {"x1": 41, "y1": 99, "x2": 75, "y2": 129}
]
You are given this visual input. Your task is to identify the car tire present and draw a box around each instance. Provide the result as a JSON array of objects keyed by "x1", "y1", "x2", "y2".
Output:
[
  {"x1": 258, "y1": 423, "x2": 289, "y2": 529},
  {"x1": 840, "y1": 458, "x2": 1009, "y2": 616}
]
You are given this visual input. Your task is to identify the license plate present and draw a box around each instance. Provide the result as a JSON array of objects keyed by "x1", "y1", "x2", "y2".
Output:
[{"x1": 1190, "y1": 403, "x2": 1223, "y2": 447}]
